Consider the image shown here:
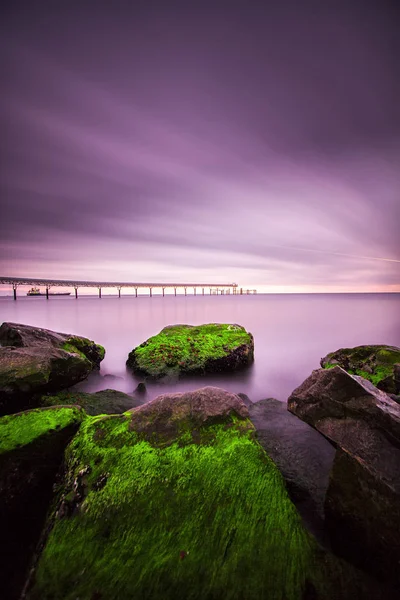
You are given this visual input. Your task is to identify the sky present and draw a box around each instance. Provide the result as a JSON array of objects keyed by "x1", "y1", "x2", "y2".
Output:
[{"x1": 1, "y1": 0, "x2": 399, "y2": 293}]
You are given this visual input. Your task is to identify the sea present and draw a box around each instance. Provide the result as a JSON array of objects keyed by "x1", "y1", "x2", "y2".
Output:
[{"x1": 1, "y1": 293, "x2": 399, "y2": 403}]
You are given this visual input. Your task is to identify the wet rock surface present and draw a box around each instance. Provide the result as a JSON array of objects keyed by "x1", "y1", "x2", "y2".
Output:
[
  {"x1": 288, "y1": 366, "x2": 400, "y2": 589},
  {"x1": 248, "y1": 397, "x2": 335, "y2": 544}
]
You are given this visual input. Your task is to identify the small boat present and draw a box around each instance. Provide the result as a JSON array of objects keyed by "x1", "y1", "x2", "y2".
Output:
[{"x1": 27, "y1": 287, "x2": 71, "y2": 296}]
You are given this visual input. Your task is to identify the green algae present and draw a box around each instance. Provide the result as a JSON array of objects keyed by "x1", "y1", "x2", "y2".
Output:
[
  {"x1": 41, "y1": 390, "x2": 139, "y2": 416},
  {"x1": 30, "y1": 413, "x2": 318, "y2": 600},
  {"x1": 62, "y1": 336, "x2": 105, "y2": 363},
  {"x1": 127, "y1": 323, "x2": 253, "y2": 378},
  {"x1": 322, "y1": 345, "x2": 400, "y2": 393},
  {"x1": 0, "y1": 407, "x2": 84, "y2": 455}
]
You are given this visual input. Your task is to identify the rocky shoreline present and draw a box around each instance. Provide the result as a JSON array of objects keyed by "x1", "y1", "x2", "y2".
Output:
[{"x1": 1, "y1": 322, "x2": 399, "y2": 599}]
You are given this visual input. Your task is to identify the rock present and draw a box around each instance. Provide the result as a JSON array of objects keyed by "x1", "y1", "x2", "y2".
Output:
[
  {"x1": 133, "y1": 382, "x2": 147, "y2": 395},
  {"x1": 248, "y1": 397, "x2": 336, "y2": 544},
  {"x1": 321, "y1": 344, "x2": 400, "y2": 394},
  {"x1": 236, "y1": 392, "x2": 253, "y2": 407},
  {"x1": 0, "y1": 406, "x2": 84, "y2": 600},
  {"x1": 24, "y1": 386, "x2": 384, "y2": 600},
  {"x1": 288, "y1": 366, "x2": 400, "y2": 587},
  {"x1": 40, "y1": 389, "x2": 142, "y2": 416},
  {"x1": 0, "y1": 322, "x2": 105, "y2": 415},
  {"x1": 128, "y1": 386, "x2": 250, "y2": 444},
  {"x1": 126, "y1": 323, "x2": 254, "y2": 380}
]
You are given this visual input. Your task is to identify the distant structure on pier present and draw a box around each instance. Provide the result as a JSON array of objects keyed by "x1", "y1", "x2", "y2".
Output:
[{"x1": 0, "y1": 277, "x2": 257, "y2": 300}]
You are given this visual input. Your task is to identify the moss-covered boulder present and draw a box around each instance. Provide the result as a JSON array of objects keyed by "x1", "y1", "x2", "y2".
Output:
[
  {"x1": 41, "y1": 389, "x2": 142, "y2": 416},
  {"x1": 126, "y1": 323, "x2": 254, "y2": 380},
  {"x1": 0, "y1": 406, "x2": 84, "y2": 600},
  {"x1": 288, "y1": 367, "x2": 400, "y2": 588},
  {"x1": 321, "y1": 344, "x2": 400, "y2": 394},
  {"x1": 0, "y1": 322, "x2": 105, "y2": 415},
  {"x1": 25, "y1": 387, "x2": 388, "y2": 600}
]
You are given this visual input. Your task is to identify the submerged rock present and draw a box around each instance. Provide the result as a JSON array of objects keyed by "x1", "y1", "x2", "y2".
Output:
[
  {"x1": 0, "y1": 406, "x2": 84, "y2": 600},
  {"x1": 23, "y1": 386, "x2": 383, "y2": 600},
  {"x1": 288, "y1": 366, "x2": 400, "y2": 588},
  {"x1": 40, "y1": 389, "x2": 142, "y2": 416},
  {"x1": 126, "y1": 323, "x2": 254, "y2": 380},
  {"x1": 0, "y1": 322, "x2": 105, "y2": 415},
  {"x1": 133, "y1": 381, "x2": 147, "y2": 395},
  {"x1": 321, "y1": 344, "x2": 400, "y2": 394}
]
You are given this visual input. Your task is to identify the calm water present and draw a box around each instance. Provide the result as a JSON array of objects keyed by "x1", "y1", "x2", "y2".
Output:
[{"x1": 1, "y1": 293, "x2": 399, "y2": 402}]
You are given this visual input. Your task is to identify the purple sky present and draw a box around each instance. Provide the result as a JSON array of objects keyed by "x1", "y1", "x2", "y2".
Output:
[{"x1": 1, "y1": 0, "x2": 399, "y2": 292}]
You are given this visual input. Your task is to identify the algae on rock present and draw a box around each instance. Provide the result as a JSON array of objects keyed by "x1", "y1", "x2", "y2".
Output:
[
  {"x1": 0, "y1": 322, "x2": 106, "y2": 415},
  {"x1": 26, "y1": 387, "x2": 384, "y2": 600},
  {"x1": 321, "y1": 344, "x2": 400, "y2": 394},
  {"x1": 0, "y1": 406, "x2": 85, "y2": 600},
  {"x1": 126, "y1": 323, "x2": 254, "y2": 379}
]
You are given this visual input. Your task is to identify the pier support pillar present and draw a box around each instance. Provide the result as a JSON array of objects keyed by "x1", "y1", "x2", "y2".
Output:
[
  {"x1": 174, "y1": 287, "x2": 177, "y2": 297},
  {"x1": 240, "y1": 288, "x2": 243, "y2": 295},
  {"x1": 135, "y1": 288, "x2": 138, "y2": 297},
  {"x1": 202, "y1": 288, "x2": 204, "y2": 295},
  {"x1": 194, "y1": 287, "x2": 196, "y2": 295},
  {"x1": 13, "y1": 285, "x2": 17, "y2": 301},
  {"x1": 118, "y1": 287, "x2": 121, "y2": 298},
  {"x1": 75, "y1": 287, "x2": 78, "y2": 299},
  {"x1": 184, "y1": 287, "x2": 187, "y2": 296},
  {"x1": 149, "y1": 288, "x2": 152, "y2": 297},
  {"x1": 162, "y1": 287, "x2": 165, "y2": 297},
  {"x1": 46, "y1": 287, "x2": 49, "y2": 300},
  {"x1": 99, "y1": 287, "x2": 102, "y2": 299},
  {"x1": 210, "y1": 288, "x2": 212, "y2": 295}
]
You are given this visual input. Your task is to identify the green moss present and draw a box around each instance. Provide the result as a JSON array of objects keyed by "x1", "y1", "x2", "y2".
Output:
[
  {"x1": 41, "y1": 390, "x2": 139, "y2": 416},
  {"x1": 30, "y1": 412, "x2": 322, "y2": 600},
  {"x1": 322, "y1": 345, "x2": 400, "y2": 393},
  {"x1": 0, "y1": 407, "x2": 84, "y2": 455},
  {"x1": 127, "y1": 323, "x2": 253, "y2": 378},
  {"x1": 62, "y1": 336, "x2": 105, "y2": 362}
]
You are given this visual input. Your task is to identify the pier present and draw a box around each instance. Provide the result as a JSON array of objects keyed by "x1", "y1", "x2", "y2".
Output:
[{"x1": 0, "y1": 277, "x2": 244, "y2": 300}]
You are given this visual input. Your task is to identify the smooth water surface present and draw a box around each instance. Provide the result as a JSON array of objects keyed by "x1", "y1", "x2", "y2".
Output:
[{"x1": 1, "y1": 293, "x2": 399, "y2": 402}]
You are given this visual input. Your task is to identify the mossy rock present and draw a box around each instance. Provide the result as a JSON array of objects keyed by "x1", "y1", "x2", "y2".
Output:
[
  {"x1": 0, "y1": 406, "x2": 85, "y2": 600},
  {"x1": 126, "y1": 323, "x2": 254, "y2": 380},
  {"x1": 0, "y1": 322, "x2": 106, "y2": 415},
  {"x1": 321, "y1": 345, "x2": 400, "y2": 394},
  {"x1": 26, "y1": 388, "x2": 387, "y2": 600},
  {"x1": 41, "y1": 389, "x2": 142, "y2": 416}
]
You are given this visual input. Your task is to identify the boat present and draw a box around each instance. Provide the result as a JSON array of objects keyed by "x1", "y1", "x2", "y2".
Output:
[{"x1": 27, "y1": 287, "x2": 71, "y2": 296}]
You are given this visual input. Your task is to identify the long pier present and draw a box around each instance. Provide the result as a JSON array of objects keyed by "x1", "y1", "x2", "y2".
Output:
[{"x1": 0, "y1": 277, "x2": 252, "y2": 300}]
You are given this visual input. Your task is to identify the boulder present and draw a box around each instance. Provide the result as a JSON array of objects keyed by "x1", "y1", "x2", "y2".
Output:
[
  {"x1": 40, "y1": 389, "x2": 142, "y2": 415},
  {"x1": 321, "y1": 344, "x2": 400, "y2": 394},
  {"x1": 23, "y1": 386, "x2": 384, "y2": 600},
  {"x1": 0, "y1": 406, "x2": 84, "y2": 600},
  {"x1": 0, "y1": 323, "x2": 105, "y2": 415},
  {"x1": 126, "y1": 323, "x2": 254, "y2": 380},
  {"x1": 288, "y1": 366, "x2": 400, "y2": 587},
  {"x1": 248, "y1": 397, "x2": 336, "y2": 544}
]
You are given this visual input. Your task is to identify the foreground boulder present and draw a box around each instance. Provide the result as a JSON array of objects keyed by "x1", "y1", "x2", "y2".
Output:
[
  {"x1": 23, "y1": 386, "x2": 383, "y2": 600},
  {"x1": 126, "y1": 323, "x2": 254, "y2": 380},
  {"x1": 288, "y1": 367, "x2": 400, "y2": 588},
  {"x1": 321, "y1": 344, "x2": 400, "y2": 394},
  {"x1": 40, "y1": 388, "x2": 142, "y2": 415},
  {"x1": 0, "y1": 322, "x2": 105, "y2": 415},
  {"x1": 0, "y1": 406, "x2": 84, "y2": 600}
]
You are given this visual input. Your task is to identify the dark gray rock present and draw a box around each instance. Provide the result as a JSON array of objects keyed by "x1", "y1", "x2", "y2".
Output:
[
  {"x1": 0, "y1": 322, "x2": 105, "y2": 415},
  {"x1": 288, "y1": 366, "x2": 400, "y2": 587},
  {"x1": 248, "y1": 397, "x2": 335, "y2": 544}
]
